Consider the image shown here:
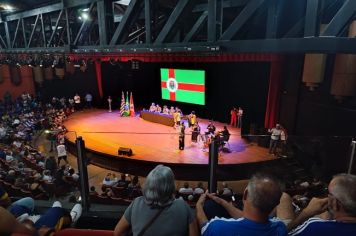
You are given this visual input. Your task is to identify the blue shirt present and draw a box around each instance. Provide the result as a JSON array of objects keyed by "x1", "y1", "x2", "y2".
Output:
[
  {"x1": 202, "y1": 217, "x2": 287, "y2": 236},
  {"x1": 289, "y1": 217, "x2": 356, "y2": 236}
]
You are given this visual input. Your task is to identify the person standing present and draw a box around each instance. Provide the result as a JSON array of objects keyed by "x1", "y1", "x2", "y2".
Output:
[
  {"x1": 74, "y1": 93, "x2": 81, "y2": 111},
  {"x1": 179, "y1": 123, "x2": 185, "y2": 150},
  {"x1": 269, "y1": 124, "x2": 282, "y2": 155},
  {"x1": 237, "y1": 107, "x2": 243, "y2": 128},
  {"x1": 85, "y1": 93, "x2": 93, "y2": 109},
  {"x1": 56, "y1": 142, "x2": 68, "y2": 166},
  {"x1": 107, "y1": 96, "x2": 112, "y2": 112},
  {"x1": 230, "y1": 107, "x2": 237, "y2": 127}
]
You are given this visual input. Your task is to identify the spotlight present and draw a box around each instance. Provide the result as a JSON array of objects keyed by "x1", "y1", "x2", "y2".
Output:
[{"x1": 81, "y1": 12, "x2": 89, "y2": 21}]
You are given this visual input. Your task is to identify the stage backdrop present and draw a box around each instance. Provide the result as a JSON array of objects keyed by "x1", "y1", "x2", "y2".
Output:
[{"x1": 101, "y1": 62, "x2": 270, "y2": 128}]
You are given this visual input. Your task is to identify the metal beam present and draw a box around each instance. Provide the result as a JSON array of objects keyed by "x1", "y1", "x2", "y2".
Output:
[
  {"x1": 208, "y1": 0, "x2": 217, "y2": 42},
  {"x1": 27, "y1": 15, "x2": 40, "y2": 48},
  {"x1": 97, "y1": 0, "x2": 108, "y2": 46},
  {"x1": 266, "y1": 0, "x2": 277, "y2": 38},
  {"x1": 193, "y1": 0, "x2": 249, "y2": 12},
  {"x1": 220, "y1": 0, "x2": 267, "y2": 40},
  {"x1": 304, "y1": 0, "x2": 320, "y2": 37},
  {"x1": 183, "y1": 11, "x2": 207, "y2": 42},
  {"x1": 5, "y1": 0, "x2": 98, "y2": 21},
  {"x1": 154, "y1": 0, "x2": 191, "y2": 44},
  {"x1": 21, "y1": 18, "x2": 27, "y2": 47},
  {"x1": 48, "y1": 10, "x2": 63, "y2": 46},
  {"x1": 283, "y1": 18, "x2": 305, "y2": 38},
  {"x1": 323, "y1": 0, "x2": 356, "y2": 36},
  {"x1": 65, "y1": 9, "x2": 71, "y2": 45},
  {"x1": 4, "y1": 22, "x2": 11, "y2": 48},
  {"x1": 3, "y1": 37, "x2": 356, "y2": 54},
  {"x1": 40, "y1": 14, "x2": 46, "y2": 47},
  {"x1": 73, "y1": 2, "x2": 95, "y2": 46},
  {"x1": 145, "y1": 0, "x2": 151, "y2": 43},
  {"x1": 11, "y1": 20, "x2": 21, "y2": 48},
  {"x1": 0, "y1": 35, "x2": 7, "y2": 49},
  {"x1": 109, "y1": 0, "x2": 141, "y2": 45}
]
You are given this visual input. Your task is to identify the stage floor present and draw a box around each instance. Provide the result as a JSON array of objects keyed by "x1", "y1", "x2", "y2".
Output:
[{"x1": 64, "y1": 110, "x2": 275, "y2": 165}]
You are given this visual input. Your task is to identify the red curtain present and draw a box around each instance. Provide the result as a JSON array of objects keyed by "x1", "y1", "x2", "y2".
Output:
[
  {"x1": 95, "y1": 61, "x2": 103, "y2": 98},
  {"x1": 264, "y1": 60, "x2": 284, "y2": 129}
]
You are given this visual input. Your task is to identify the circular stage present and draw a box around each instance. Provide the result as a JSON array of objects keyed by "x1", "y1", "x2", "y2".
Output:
[{"x1": 64, "y1": 110, "x2": 281, "y2": 180}]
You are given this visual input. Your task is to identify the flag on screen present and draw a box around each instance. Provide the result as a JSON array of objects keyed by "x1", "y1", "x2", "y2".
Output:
[
  {"x1": 161, "y1": 68, "x2": 205, "y2": 105},
  {"x1": 120, "y1": 91, "x2": 125, "y2": 116},
  {"x1": 129, "y1": 92, "x2": 135, "y2": 117},
  {"x1": 123, "y1": 91, "x2": 130, "y2": 117}
]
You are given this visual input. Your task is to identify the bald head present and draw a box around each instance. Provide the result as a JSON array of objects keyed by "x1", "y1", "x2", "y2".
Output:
[
  {"x1": 329, "y1": 174, "x2": 356, "y2": 216},
  {"x1": 246, "y1": 174, "x2": 282, "y2": 214}
]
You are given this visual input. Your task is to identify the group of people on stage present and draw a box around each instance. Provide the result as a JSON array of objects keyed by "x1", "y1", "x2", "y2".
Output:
[
  {"x1": 230, "y1": 107, "x2": 243, "y2": 128},
  {"x1": 148, "y1": 103, "x2": 178, "y2": 115}
]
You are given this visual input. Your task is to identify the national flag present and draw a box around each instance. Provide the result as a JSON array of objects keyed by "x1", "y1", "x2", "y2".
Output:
[
  {"x1": 120, "y1": 91, "x2": 125, "y2": 116},
  {"x1": 123, "y1": 91, "x2": 130, "y2": 117},
  {"x1": 161, "y1": 68, "x2": 205, "y2": 105},
  {"x1": 129, "y1": 92, "x2": 135, "y2": 117}
]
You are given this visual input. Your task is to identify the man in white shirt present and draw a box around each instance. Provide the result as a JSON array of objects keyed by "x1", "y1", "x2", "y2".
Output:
[
  {"x1": 269, "y1": 124, "x2": 282, "y2": 155},
  {"x1": 74, "y1": 94, "x2": 81, "y2": 111},
  {"x1": 56, "y1": 143, "x2": 68, "y2": 166}
]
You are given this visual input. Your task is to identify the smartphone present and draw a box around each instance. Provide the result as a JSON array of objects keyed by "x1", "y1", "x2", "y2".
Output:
[{"x1": 231, "y1": 196, "x2": 235, "y2": 202}]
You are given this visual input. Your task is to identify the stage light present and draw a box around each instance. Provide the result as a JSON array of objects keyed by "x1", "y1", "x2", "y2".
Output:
[
  {"x1": 81, "y1": 8, "x2": 90, "y2": 12},
  {"x1": 81, "y1": 12, "x2": 89, "y2": 21}
]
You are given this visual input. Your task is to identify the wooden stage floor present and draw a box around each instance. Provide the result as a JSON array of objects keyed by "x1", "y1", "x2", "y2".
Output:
[{"x1": 64, "y1": 110, "x2": 276, "y2": 165}]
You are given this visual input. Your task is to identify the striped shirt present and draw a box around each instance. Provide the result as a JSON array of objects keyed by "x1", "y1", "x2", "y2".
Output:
[{"x1": 289, "y1": 217, "x2": 356, "y2": 236}]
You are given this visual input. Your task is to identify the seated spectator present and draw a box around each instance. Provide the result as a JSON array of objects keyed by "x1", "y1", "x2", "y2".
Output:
[
  {"x1": 67, "y1": 168, "x2": 79, "y2": 181},
  {"x1": 0, "y1": 206, "x2": 38, "y2": 236},
  {"x1": 42, "y1": 170, "x2": 53, "y2": 182},
  {"x1": 0, "y1": 185, "x2": 11, "y2": 208},
  {"x1": 196, "y1": 174, "x2": 287, "y2": 236},
  {"x1": 194, "y1": 182, "x2": 205, "y2": 195},
  {"x1": 5, "y1": 169, "x2": 16, "y2": 184},
  {"x1": 179, "y1": 182, "x2": 194, "y2": 195},
  {"x1": 288, "y1": 173, "x2": 356, "y2": 235},
  {"x1": 116, "y1": 173, "x2": 130, "y2": 188},
  {"x1": 89, "y1": 186, "x2": 98, "y2": 196},
  {"x1": 103, "y1": 173, "x2": 117, "y2": 186},
  {"x1": 127, "y1": 175, "x2": 142, "y2": 199},
  {"x1": 16, "y1": 201, "x2": 82, "y2": 231},
  {"x1": 45, "y1": 156, "x2": 57, "y2": 175},
  {"x1": 220, "y1": 182, "x2": 234, "y2": 197},
  {"x1": 114, "y1": 165, "x2": 198, "y2": 236}
]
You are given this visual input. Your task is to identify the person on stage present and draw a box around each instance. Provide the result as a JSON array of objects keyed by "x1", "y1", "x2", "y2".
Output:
[
  {"x1": 149, "y1": 103, "x2": 156, "y2": 112},
  {"x1": 206, "y1": 121, "x2": 216, "y2": 135},
  {"x1": 74, "y1": 93, "x2": 81, "y2": 111},
  {"x1": 173, "y1": 109, "x2": 182, "y2": 128},
  {"x1": 156, "y1": 104, "x2": 162, "y2": 113},
  {"x1": 169, "y1": 106, "x2": 175, "y2": 115},
  {"x1": 237, "y1": 107, "x2": 244, "y2": 128},
  {"x1": 179, "y1": 123, "x2": 185, "y2": 150},
  {"x1": 107, "y1": 96, "x2": 112, "y2": 112},
  {"x1": 230, "y1": 107, "x2": 237, "y2": 127},
  {"x1": 85, "y1": 93, "x2": 93, "y2": 109},
  {"x1": 162, "y1": 105, "x2": 169, "y2": 114},
  {"x1": 191, "y1": 122, "x2": 200, "y2": 143},
  {"x1": 188, "y1": 111, "x2": 197, "y2": 128}
]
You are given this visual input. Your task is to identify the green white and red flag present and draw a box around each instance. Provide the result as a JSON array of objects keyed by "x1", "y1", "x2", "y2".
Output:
[{"x1": 161, "y1": 68, "x2": 205, "y2": 105}]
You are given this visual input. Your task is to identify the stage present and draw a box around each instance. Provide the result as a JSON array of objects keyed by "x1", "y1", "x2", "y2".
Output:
[{"x1": 64, "y1": 110, "x2": 282, "y2": 180}]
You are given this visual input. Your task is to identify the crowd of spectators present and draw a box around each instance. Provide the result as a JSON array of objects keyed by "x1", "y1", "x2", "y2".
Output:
[{"x1": 0, "y1": 92, "x2": 80, "y2": 201}]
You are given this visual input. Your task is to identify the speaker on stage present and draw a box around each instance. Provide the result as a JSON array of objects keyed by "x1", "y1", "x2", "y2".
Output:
[{"x1": 118, "y1": 147, "x2": 133, "y2": 156}]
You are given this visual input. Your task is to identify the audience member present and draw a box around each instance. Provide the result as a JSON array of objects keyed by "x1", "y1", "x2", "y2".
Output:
[
  {"x1": 114, "y1": 165, "x2": 198, "y2": 236},
  {"x1": 288, "y1": 173, "x2": 356, "y2": 235},
  {"x1": 196, "y1": 174, "x2": 287, "y2": 236}
]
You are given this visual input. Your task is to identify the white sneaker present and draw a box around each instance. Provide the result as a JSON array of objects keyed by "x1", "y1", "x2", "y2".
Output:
[
  {"x1": 28, "y1": 214, "x2": 41, "y2": 223},
  {"x1": 70, "y1": 204, "x2": 82, "y2": 224}
]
